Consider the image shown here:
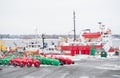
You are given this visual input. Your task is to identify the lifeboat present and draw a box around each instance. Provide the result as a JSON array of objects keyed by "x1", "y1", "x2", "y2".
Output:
[{"x1": 82, "y1": 32, "x2": 101, "y2": 38}]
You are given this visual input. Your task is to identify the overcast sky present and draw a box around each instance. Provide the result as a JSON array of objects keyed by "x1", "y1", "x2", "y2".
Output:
[{"x1": 0, "y1": 0, "x2": 120, "y2": 35}]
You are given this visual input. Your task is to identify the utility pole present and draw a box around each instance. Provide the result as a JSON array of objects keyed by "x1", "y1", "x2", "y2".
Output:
[{"x1": 73, "y1": 11, "x2": 76, "y2": 41}]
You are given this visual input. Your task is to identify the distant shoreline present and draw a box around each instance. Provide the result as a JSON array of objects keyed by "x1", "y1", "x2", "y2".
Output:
[
  {"x1": 0, "y1": 34, "x2": 79, "y2": 39},
  {"x1": 0, "y1": 34, "x2": 120, "y2": 39}
]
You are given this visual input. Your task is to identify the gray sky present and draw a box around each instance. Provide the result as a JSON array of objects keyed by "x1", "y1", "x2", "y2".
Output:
[{"x1": 0, "y1": 0, "x2": 120, "y2": 35}]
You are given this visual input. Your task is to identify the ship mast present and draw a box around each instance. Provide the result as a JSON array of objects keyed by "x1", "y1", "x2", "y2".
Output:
[{"x1": 73, "y1": 11, "x2": 76, "y2": 41}]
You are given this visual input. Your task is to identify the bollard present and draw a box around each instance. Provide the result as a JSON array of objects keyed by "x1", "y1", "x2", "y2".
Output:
[
  {"x1": 101, "y1": 51, "x2": 107, "y2": 58},
  {"x1": 90, "y1": 45, "x2": 96, "y2": 56}
]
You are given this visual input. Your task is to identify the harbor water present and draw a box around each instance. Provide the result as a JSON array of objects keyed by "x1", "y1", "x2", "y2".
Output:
[
  {"x1": 3, "y1": 39, "x2": 59, "y2": 47},
  {"x1": 2, "y1": 38, "x2": 120, "y2": 48}
]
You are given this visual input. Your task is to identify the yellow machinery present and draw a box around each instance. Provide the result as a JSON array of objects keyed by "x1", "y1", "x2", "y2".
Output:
[{"x1": 0, "y1": 40, "x2": 6, "y2": 51}]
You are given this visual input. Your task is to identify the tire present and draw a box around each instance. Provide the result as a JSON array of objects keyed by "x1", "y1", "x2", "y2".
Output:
[
  {"x1": 8, "y1": 62, "x2": 11, "y2": 66},
  {"x1": 13, "y1": 63, "x2": 17, "y2": 67},
  {"x1": 72, "y1": 61, "x2": 75, "y2": 64},
  {"x1": 27, "y1": 63, "x2": 31, "y2": 68},
  {"x1": 4, "y1": 61, "x2": 7, "y2": 65},
  {"x1": 4, "y1": 63, "x2": 6, "y2": 65},
  {"x1": 35, "y1": 63, "x2": 40, "y2": 68},
  {"x1": 20, "y1": 63, "x2": 24, "y2": 68},
  {"x1": 60, "y1": 62, "x2": 64, "y2": 66},
  {"x1": 36, "y1": 64, "x2": 40, "y2": 68}
]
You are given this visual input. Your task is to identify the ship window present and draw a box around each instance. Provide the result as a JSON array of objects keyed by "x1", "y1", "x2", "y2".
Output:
[
  {"x1": 32, "y1": 45, "x2": 34, "y2": 47},
  {"x1": 31, "y1": 42, "x2": 34, "y2": 44},
  {"x1": 104, "y1": 33, "x2": 108, "y2": 35},
  {"x1": 29, "y1": 45, "x2": 31, "y2": 47}
]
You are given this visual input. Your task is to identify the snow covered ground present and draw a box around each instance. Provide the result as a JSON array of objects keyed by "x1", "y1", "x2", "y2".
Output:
[
  {"x1": 1, "y1": 55, "x2": 120, "y2": 78},
  {"x1": 46, "y1": 54, "x2": 120, "y2": 61}
]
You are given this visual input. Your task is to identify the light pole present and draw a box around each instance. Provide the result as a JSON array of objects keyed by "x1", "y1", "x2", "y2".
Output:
[
  {"x1": 98, "y1": 22, "x2": 102, "y2": 33},
  {"x1": 73, "y1": 11, "x2": 76, "y2": 41}
]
